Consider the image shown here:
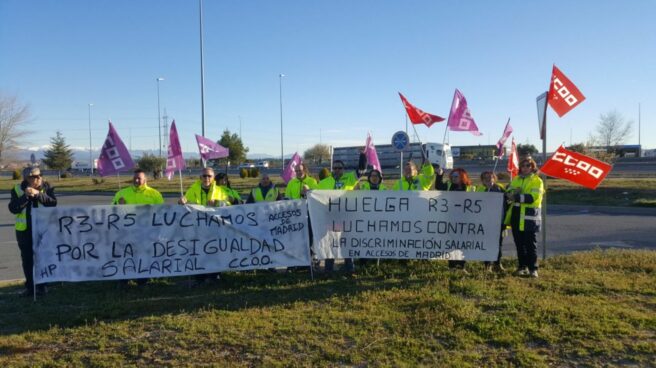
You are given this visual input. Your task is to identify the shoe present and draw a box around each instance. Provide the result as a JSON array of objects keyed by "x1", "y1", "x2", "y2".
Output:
[
  {"x1": 529, "y1": 270, "x2": 539, "y2": 278},
  {"x1": 513, "y1": 268, "x2": 529, "y2": 276}
]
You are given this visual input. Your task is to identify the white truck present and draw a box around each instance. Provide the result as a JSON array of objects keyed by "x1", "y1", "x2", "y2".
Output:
[{"x1": 332, "y1": 142, "x2": 453, "y2": 170}]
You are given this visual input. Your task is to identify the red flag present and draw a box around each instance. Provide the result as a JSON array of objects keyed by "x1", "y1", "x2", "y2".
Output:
[
  {"x1": 507, "y1": 138, "x2": 519, "y2": 178},
  {"x1": 540, "y1": 145, "x2": 612, "y2": 189},
  {"x1": 398, "y1": 92, "x2": 444, "y2": 127},
  {"x1": 548, "y1": 65, "x2": 585, "y2": 117}
]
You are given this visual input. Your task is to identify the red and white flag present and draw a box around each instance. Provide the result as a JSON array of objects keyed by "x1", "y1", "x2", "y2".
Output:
[
  {"x1": 364, "y1": 132, "x2": 381, "y2": 172},
  {"x1": 398, "y1": 92, "x2": 444, "y2": 127},
  {"x1": 507, "y1": 138, "x2": 519, "y2": 178},
  {"x1": 281, "y1": 152, "x2": 302, "y2": 184},
  {"x1": 548, "y1": 65, "x2": 586, "y2": 117},
  {"x1": 97, "y1": 121, "x2": 135, "y2": 176},
  {"x1": 195, "y1": 134, "x2": 229, "y2": 161},
  {"x1": 540, "y1": 145, "x2": 612, "y2": 189},
  {"x1": 495, "y1": 119, "x2": 513, "y2": 158},
  {"x1": 447, "y1": 89, "x2": 482, "y2": 136},
  {"x1": 165, "y1": 120, "x2": 186, "y2": 180}
]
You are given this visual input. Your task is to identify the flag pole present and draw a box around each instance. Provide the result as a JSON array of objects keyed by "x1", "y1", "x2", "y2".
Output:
[
  {"x1": 178, "y1": 169, "x2": 184, "y2": 197},
  {"x1": 410, "y1": 124, "x2": 428, "y2": 163}
]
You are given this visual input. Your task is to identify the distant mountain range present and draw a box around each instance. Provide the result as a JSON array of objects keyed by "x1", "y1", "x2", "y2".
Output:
[{"x1": 9, "y1": 147, "x2": 284, "y2": 163}]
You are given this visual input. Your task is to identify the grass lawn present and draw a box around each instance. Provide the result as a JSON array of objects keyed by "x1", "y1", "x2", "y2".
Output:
[
  {"x1": 2, "y1": 176, "x2": 656, "y2": 207},
  {"x1": 0, "y1": 249, "x2": 654, "y2": 367}
]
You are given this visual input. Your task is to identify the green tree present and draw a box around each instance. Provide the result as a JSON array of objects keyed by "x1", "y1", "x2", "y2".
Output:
[
  {"x1": 42, "y1": 131, "x2": 74, "y2": 177},
  {"x1": 217, "y1": 130, "x2": 248, "y2": 165},
  {"x1": 517, "y1": 143, "x2": 538, "y2": 158},
  {"x1": 303, "y1": 144, "x2": 330, "y2": 165},
  {"x1": 136, "y1": 153, "x2": 166, "y2": 178}
]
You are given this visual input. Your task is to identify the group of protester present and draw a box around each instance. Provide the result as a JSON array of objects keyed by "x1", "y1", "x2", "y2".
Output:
[{"x1": 8, "y1": 154, "x2": 543, "y2": 297}]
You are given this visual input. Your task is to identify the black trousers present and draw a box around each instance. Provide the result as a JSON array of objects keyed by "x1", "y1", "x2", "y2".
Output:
[
  {"x1": 511, "y1": 228, "x2": 538, "y2": 271},
  {"x1": 16, "y1": 230, "x2": 34, "y2": 291}
]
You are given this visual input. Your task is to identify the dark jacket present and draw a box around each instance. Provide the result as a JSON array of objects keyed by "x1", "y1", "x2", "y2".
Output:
[{"x1": 8, "y1": 181, "x2": 57, "y2": 230}]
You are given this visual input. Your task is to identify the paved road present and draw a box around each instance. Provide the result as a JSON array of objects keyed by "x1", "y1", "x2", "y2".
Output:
[{"x1": 1, "y1": 193, "x2": 655, "y2": 281}]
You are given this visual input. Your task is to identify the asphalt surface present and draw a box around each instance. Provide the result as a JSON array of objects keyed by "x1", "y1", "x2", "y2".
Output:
[{"x1": 1, "y1": 192, "x2": 655, "y2": 282}]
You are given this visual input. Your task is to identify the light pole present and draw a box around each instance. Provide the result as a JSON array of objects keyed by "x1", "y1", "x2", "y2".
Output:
[
  {"x1": 279, "y1": 73, "x2": 285, "y2": 166},
  {"x1": 88, "y1": 103, "x2": 93, "y2": 175},
  {"x1": 156, "y1": 77, "x2": 165, "y2": 157}
]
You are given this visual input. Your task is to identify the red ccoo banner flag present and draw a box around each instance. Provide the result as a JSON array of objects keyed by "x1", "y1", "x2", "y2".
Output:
[
  {"x1": 398, "y1": 92, "x2": 444, "y2": 127},
  {"x1": 540, "y1": 145, "x2": 612, "y2": 189},
  {"x1": 548, "y1": 65, "x2": 585, "y2": 117}
]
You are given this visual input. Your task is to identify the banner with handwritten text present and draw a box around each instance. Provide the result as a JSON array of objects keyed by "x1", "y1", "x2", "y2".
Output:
[
  {"x1": 307, "y1": 190, "x2": 504, "y2": 261},
  {"x1": 32, "y1": 201, "x2": 311, "y2": 283}
]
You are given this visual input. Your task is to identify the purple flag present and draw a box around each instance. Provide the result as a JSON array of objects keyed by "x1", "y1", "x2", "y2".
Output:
[
  {"x1": 96, "y1": 121, "x2": 135, "y2": 176},
  {"x1": 495, "y1": 119, "x2": 513, "y2": 158},
  {"x1": 446, "y1": 89, "x2": 483, "y2": 136},
  {"x1": 165, "y1": 120, "x2": 186, "y2": 180},
  {"x1": 281, "y1": 152, "x2": 302, "y2": 184},
  {"x1": 364, "y1": 132, "x2": 381, "y2": 172},
  {"x1": 195, "y1": 134, "x2": 229, "y2": 161}
]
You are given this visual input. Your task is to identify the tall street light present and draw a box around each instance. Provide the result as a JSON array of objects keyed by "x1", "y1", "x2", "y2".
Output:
[
  {"x1": 88, "y1": 103, "x2": 93, "y2": 175},
  {"x1": 279, "y1": 73, "x2": 285, "y2": 166},
  {"x1": 156, "y1": 77, "x2": 165, "y2": 157}
]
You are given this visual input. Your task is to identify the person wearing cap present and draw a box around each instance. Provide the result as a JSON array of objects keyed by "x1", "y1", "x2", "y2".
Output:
[
  {"x1": 284, "y1": 162, "x2": 317, "y2": 199},
  {"x1": 8, "y1": 167, "x2": 57, "y2": 297},
  {"x1": 112, "y1": 168, "x2": 164, "y2": 205},
  {"x1": 355, "y1": 169, "x2": 387, "y2": 191},
  {"x1": 246, "y1": 173, "x2": 282, "y2": 203}
]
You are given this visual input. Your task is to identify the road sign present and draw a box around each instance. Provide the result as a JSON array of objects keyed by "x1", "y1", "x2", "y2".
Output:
[{"x1": 391, "y1": 131, "x2": 410, "y2": 151}]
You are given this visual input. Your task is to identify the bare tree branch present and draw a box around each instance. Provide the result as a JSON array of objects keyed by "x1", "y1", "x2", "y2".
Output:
[{"x1": 0, "y1": 92, "x2": 33, "y2": 164}]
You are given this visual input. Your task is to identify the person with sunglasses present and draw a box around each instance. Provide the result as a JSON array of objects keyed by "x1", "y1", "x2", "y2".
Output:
[
  {"x1": 317, "y1": 159, "x2": 364, "y2": 273},
  {"x1": 504, "y1": 157, "x2": 544, "y2": 278},
  {"x1": 8, "y1": 167, "x2": 57, "y2": 297},
  {"x1": 179, "y1": 167, "x2": 225, "y2": 206},
  {"x1": 356, "y1": 169, "x2": 386, "y2": 191},
  {"x1": 435, "y1": 167, "x2": 476, "y2": 272}
]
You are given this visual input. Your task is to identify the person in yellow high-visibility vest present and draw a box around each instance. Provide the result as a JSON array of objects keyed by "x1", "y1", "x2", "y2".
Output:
[
  {"x1": 8, "y1": 167, "x2": 57, "y2": 297},
  {"x1": 112, "y1": 169, "x2": 163, "y2": 286},
  {"x1": 112, "y1": 169, "x2": 164, "y2": 205},
  {"x1": 284, "y1": 163, "x2": 317, "y2": 199},
  {"x1": 504, "y1": 158, "x2": 544, "y2": 278},
  {"x1": 179, "y1": 167, "x2": 227, "y2": 206},
  {"x1": 392, "y1": 160, "x2": 435, "y2": 191},
  {"x1": 247, "y1": 173, "x2": 282, "y2": 203},
  {"x1": 179, "y1": 167, "x2": 227, "y2": 286}
]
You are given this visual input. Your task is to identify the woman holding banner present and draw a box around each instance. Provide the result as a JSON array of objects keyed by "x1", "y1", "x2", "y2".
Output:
[
  {"x1": 476, "y1": 171, "x2": 508, "y2": 272},
  {"x1": 504, "y1": 158, "x2": 544, "y2": 278},
  {"x1": 434, "y1": 167, "x2": 476, "y2": 272}
]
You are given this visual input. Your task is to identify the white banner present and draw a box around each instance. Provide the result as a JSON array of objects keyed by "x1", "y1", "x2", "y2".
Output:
[
  {"x1": 32, "y1": 201, "x2": 311, "y2": 283},
  {"x1": 307, "y1": 190, "x2": 504, "y2": 261}
]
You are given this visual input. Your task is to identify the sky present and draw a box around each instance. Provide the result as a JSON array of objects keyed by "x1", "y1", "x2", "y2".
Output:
[{"x1": 1, "y1": 0, "x2": 654, "y2": 159}]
